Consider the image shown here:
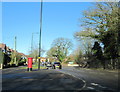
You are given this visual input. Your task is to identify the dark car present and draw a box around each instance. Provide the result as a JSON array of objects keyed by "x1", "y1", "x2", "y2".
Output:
[{"x1": 52, "y1": 62, "x2": 62, "y2": 69}]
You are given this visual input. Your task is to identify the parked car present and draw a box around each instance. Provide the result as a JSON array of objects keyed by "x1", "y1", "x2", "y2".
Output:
[
  {"x1": 46, "y1": 62, "x2": 52, "y2": 69},
  {"x1": 52, "y1": 62, "x2": 62, "y2": 69}
]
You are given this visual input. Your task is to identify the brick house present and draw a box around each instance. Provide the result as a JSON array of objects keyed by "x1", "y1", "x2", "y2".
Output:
[{"x1": 0, "y1": 43, "x2": 28, "y2": 68}]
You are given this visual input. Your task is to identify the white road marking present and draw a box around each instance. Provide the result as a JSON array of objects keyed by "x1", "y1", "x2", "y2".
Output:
[
  {"x1": 57, "y1": 70, "x2": 87, "y2": 90},
  {"x1": 91, "y1": 83, "x2": 108, "y2": 89},
  {"x1": 87, "y1": 87, "x2": 95, "y2": 90},
  {"x1": 91, "y1": 83, "x2": 99, "y2": 86},
  {"x1": 98, "y1": 85, "x2": 107, "y2": 89}
]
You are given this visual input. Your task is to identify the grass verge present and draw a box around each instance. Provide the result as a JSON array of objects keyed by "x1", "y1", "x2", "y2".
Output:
[{"x1": 20, "y1": 63, "x2": 47, "y2": 69}]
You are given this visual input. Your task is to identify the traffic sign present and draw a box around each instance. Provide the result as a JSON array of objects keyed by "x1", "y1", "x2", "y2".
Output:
[{"x1": 38, "y1": 57, "x2": 41, "y2": 59}]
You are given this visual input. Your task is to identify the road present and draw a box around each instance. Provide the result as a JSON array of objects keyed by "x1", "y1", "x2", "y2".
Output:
[
  {"x1": 57, "y1": 66, "x2": 119, "y2": 92},
  {"x1": 1, "y1": 66, "x2": 119, "y2": 92}
]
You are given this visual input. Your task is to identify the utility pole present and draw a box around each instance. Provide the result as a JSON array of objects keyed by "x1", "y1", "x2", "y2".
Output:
[{"x1": 38, "y1": 0, "x2": 43, "y2": 70}]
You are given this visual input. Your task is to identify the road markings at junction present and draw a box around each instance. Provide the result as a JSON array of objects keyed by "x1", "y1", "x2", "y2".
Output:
[
  {"x1": 90, "y1": 82, "x2": 115, "y2": 92},
  {"x1": 57, "y1": 70, "x2": 87, "y2": 91},
  {"x1": 87, "y1": 87, "x2": 95, "y2": 90},
  {"x1": 91, "y1": 83, "x2": 99, "y2": 86}
]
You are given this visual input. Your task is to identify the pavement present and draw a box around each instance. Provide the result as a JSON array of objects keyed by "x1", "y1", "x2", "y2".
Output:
[{"x1": 2, "y1": 67, "x2": 84, "y2": 91}]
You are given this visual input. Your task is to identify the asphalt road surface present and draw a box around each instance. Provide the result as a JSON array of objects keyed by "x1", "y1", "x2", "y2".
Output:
[
  {"x1": 57, "y1": 66, "x2": 119, "y2": 92},
  {"x1": 1, "y1": 66, "x2": 119, "y2": 92}
]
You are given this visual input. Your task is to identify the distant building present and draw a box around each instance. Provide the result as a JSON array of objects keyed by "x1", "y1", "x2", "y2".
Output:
[{"x1": 40, "y1": 57, "x2": 46, "y2": 62}]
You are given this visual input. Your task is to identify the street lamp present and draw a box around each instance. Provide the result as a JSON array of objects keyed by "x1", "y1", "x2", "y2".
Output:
[
  {"x1": 38, "y1": 0, "x2": 43, "y2": 70},
  {"x1": 31, "y1": 32, "x2": 39, "y2": 53}
]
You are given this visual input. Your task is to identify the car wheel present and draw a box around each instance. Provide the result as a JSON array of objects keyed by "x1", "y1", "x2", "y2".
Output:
[
  {"x1": 53, "y1": 66, "x2": 55, "y2": 69},
  {"x1": 59, "y1": 65, "x2": 62, "y2": 69}
]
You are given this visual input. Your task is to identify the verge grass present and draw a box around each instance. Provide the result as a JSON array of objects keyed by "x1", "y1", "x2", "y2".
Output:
[{"x1": 20, "y1": 63, "x2": 47, "y2": 69}]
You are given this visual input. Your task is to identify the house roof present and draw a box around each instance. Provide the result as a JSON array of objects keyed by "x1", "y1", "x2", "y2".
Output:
[
  {"x1": 18, "y1": 52, "x2": 29, "y2": 58},
  {"x1": 0, "y1": 43, "x2": 28, "y2": 58},
  {"x1": 40, "y1": 57, "x2": 46, "y2": 59},
  {"x1": 0, "y1": 43, "x2": 11, "y2": 51}
]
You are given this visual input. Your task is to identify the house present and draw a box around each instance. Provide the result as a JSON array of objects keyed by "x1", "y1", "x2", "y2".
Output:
[
  {"x1": 0, "y1": 43, "x2": 28, "y2": 68},
  {"x1": 40, "y1": 57, "x2": 46, "y2": 62},
  {"x1": 18, "y1": 52, "x2": 28, "y2": 59},
  {"x1": 35, "y1": 57, "x2": 47, "y2": 63},
  {"x1": 0, "y1": 43, "x2": 13, "y2": 55},
  {"x1": 0, "y1": 43, "x2": 6, "y2": 53}
]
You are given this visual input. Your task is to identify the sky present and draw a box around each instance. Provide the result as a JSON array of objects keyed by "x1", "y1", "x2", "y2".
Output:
[{"x1": 2, "y1": 2, "x2": 93, "y2": 56}]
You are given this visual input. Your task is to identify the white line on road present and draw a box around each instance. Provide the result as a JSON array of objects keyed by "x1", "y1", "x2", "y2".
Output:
[
  {"x1": 56, "y1": 70, "x2": 87, "y2": 91},
  {"x1": 87, "y1": 87, "x2": 95, "y2": 90}
]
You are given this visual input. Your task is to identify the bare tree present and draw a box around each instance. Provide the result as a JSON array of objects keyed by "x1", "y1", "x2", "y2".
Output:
[{"x1": 47, "y1": 37, "x2": 73, "y2": 63}]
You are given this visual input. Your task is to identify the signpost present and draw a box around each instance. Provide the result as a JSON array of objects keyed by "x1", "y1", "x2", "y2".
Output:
[{"x1": 38, "y1": 57, "x2": 41, "y2": 59}]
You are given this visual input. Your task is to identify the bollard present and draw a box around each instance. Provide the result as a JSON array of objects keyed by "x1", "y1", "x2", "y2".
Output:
[{"x1": 27, "y1": 57, "x2": 33, "y2": 71}]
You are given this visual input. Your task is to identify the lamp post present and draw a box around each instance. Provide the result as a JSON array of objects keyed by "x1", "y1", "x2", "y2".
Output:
[
  {"x1": 31, "y1": 32, "x2": 39, "y2": 53},
  {"x1": 38, "y1": 0, "x2": 43, "y2": 70}
]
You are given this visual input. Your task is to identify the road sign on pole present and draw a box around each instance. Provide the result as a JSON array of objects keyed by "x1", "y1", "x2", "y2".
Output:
[{"x1": 38, "y1": 57, "x2": 41, "y2": 59}]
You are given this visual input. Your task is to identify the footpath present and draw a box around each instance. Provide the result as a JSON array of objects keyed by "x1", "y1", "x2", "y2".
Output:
[{"x1": 2, "y1": 67, "x2": 85, "y2": 91}]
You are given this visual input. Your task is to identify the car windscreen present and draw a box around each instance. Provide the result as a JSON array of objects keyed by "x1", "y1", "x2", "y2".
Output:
[{"x1": 54, "y1": 62, "x2": 60, "y2": 64}]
